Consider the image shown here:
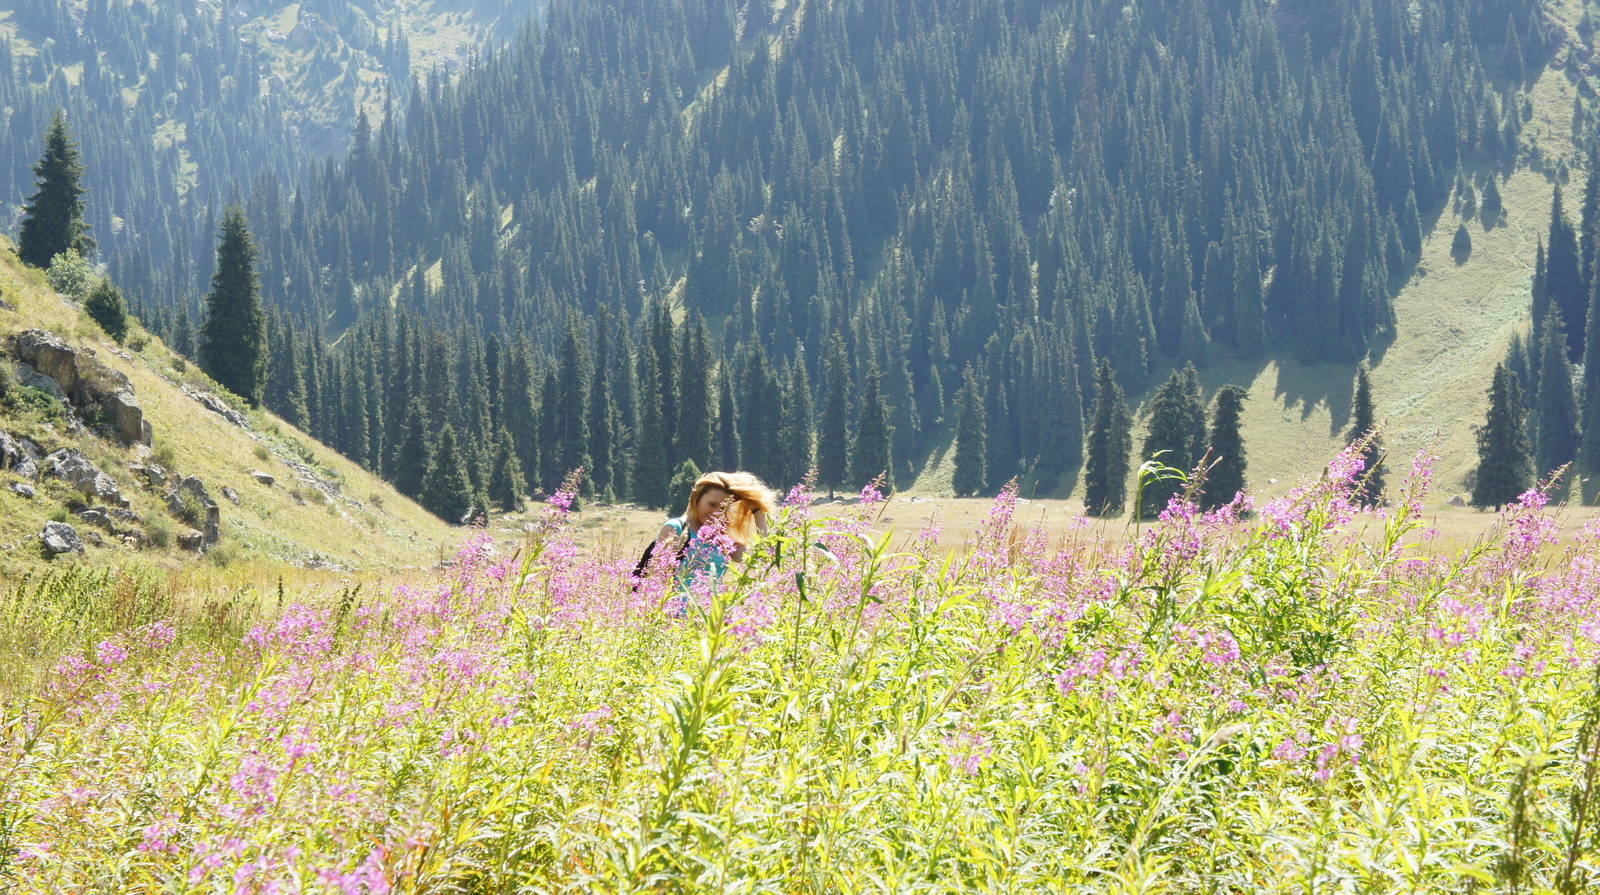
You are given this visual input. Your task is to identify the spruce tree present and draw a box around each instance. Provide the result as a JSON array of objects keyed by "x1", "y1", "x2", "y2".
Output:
[
  {"x1": 1138, "y1": 364, "x2": 1207, "y2": 519},
  {"x1": 1083, "y1": 360, "x2": 1132, "y2": 517},
  {"x1": 265, "y1": 317, "x2": 309, "y2": 431},
  {"x1": 1535, "y1": 310, "x2": 1581, "y2": 482},
  {"x1": 677, "y1": 316, "x2": 715, "y2": 472},
  {"x1": 1583, "y1": 274, "x2": 1600, "y2": 483},
  {"x1": 84, "y1": 278, "x2": 128, "y2": 343},
  {"x1": 668, "y1": 459, "x2": 702, "y2": 513},
  {"x1": 421, "y1": 423, "x2": 472, "y2": 523},
  {"x1": 18, "y1": 111, "x2": 95, "y2": 268},
  {"x1": 1472, "y1": 363, "x2": 1533, "y2": 511},
  {"x1": 952, "y1": 365, "x2": 988, "y2": 497},
  {"x1": 779, "y1": 351, "x2": 815, "y2": 490},
  {"x1": 1548, "y1": 184, "x2": 1587, "y2": 359},
  {"x1": 852, "y1": 369, "x2": 893, "y2": 492},
  {"x1": 1203, "y1": 385, "x2": 1248, "y2": 511},
  {"x1": 489, "y1": 428, "x2": 527, "y2": 512},
  {"x1": 552, "y1": 318, "x2": 592, "y2": 486},
  {"x1": 1233, "y1": 230, "x2": 1265, "y2": 358},
  {"x1": 1346, "y1": 363, "x2": 1386, "y2": 506},
  {"x1": 198, "y1": 207, "x2": 268, "y2": 407},
  {"x1": 632, "y1": 342, "x2": 671, "y2": 509},
  {"x1": 587, "y1": 315, "x2": 616, "y2": 498},
  {"x1": 714, "y1": 363, "x2": 741, "y2": 472},
  {"x1": 818, "y1": 336, "x2": 853, "y2": 497},
  {"x1": 393, "y1": 397, "x2": 432, "y2": 499}
]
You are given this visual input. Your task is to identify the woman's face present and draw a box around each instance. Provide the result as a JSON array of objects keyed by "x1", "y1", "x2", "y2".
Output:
[{"x1": 695, "y1": 487, "x2": 732, "y2": 521}]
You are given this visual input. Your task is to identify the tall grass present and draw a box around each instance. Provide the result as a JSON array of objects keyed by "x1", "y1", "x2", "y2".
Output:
[{"x1": 6, "y1": 452, "x2": 1600, "y2": 892}]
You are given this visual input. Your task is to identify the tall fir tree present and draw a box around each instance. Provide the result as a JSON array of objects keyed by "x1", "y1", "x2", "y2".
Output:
[
  {"x1": 1083, "y1": 360, "x2": 1133, "y2": 517},
  {"x1": 952, "y1": 365, "x2": 988, "y2": 497},
  {"x1": 1472, "y1": 363, "x2": 1533, "y2": 511},
  {"x1": 393, "y1": 397, "x2": 431, "y2": 499},
  {"x1": 852, "y1": 369, "x2": 893, "y2": 492},
  {"x1": 1138, "y1": 363, "x2": 1207, "y2": 519},
  {"x1": 587, "y1": 314, "x2": 616, "y2": 499},
  {"x1": 489, "y1": 428, "x2": 527, "y2": 512},
  {"x1": 552, "y1": 318, "x2": 593, "y2": 487},
  {"x1": 18, "y1": 111, "x2": 95, "y2": 268},
  {"x1": 632, "y1": 342, "x2": 671, "y2": 509},
  {"x1": 817, "y1": 335, "x2": 853, "y2": 496},
  {"x1": 677, "y1": 316, "x2": 715, "y2": 472},
  {"x1": 198, "y1": 207, "x2": 268, "y2": 407},
  {"x1": 265, "y1": 318, "x2": 309, "y2": 431},
  {"x1": 714, "y1": 362, "x2": 741, "y2": 473},
  {"x1": 1583, "y1": 274, "x2": 1600, "y2": 484},
  {"x1": 1346, "y1": 363, "x2": 1386, "y2": 506},
  {"x1": 1535, "y1": 310, "x2": 1581, "y2": 482},
  {"x1": 421, "y1": 423, "x2": 472, "y2": 523},
  {"x1": 779, "y1": 350, "x2": 815, "y2": 489},
  {"x1": 1547, "y1": 184, "x2": 1587, "y2": 360},
  {"x1": 1203, "y1": 385, "x2": 1248, "y2": 511}
]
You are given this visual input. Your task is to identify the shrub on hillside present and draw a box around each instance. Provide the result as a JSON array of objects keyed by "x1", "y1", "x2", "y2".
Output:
[
  {"x1": 44, "y1": 248, "x2": 94, "y2": 301},
  {"x1": 84, "y1": 277, "x2": 129, "y2": 343}
]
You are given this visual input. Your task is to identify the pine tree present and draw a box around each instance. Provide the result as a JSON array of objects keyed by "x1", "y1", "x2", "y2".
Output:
[
  {"x1": 818, "y1": 335, "x2": 853, "y2": 497},
  {"x1": 1083, "y1": 360, "x2": 1133, "y2": 517},
  {"x1": 393, "y1": 397, "x2": 431, "y2": 499},
  {"x1": 489, "y1": 428, "x2": 527, "y2": 512},
  {"x1": 421, "y1": 423, "x2": 472, "y2": 523},
  {"x1": 1535, "y1": 310, "x2": 1581, "y2": 482},
  {"x1": 18, "y1": 111, "x2": 95, "y2": 268},
  {"x1": 1203, "y1": 385, "x2": 1248, "y2": 511},
  {"x1": 1346, "y1": 363, "x2": 1386, "y2": 506},
  {"x1": 198, "y1": 207, "x2": 268, "y2": 407},
  {"x1": 84, "y1": 278, "x2": 128, "y2": 343},
  {"x1": 1234, "y1": 229, "x2": 1265, "y2": 358},
  {"x1": 1472, "y1": 363, "x2": 1533, "y2": 511},
  {"x1": 852, "y1": 369, "x2": 893, "y2": 492},
  {"x1": 669, "y1": 459, "x2": 702, "y2": 513},
  {"x1": 1138, "y1": 364, "x2": 1207, "y2": 519},
  {"x1": 952, "y1": 365, "x2": 988, "y2": 497},
  {"x1": 552, "y1": 318, "x2": 592, "y2": 486}
]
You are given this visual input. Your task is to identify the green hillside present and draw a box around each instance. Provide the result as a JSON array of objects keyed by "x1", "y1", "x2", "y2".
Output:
[{"x1": 0, "y1": 237, "x2": 457, "y2": 577}]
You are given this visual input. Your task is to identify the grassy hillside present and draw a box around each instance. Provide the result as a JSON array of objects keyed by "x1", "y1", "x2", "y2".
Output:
[{"x1": 0, "y1": 239, "x2": 458, "y2": 578}]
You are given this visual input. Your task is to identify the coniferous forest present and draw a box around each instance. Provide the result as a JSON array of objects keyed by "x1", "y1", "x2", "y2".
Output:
[{"x1": 8, "y1": 0, "x2": 1557, "y2": 516}]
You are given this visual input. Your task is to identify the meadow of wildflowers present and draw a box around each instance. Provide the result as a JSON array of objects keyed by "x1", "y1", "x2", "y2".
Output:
[{"x1": 8, "y1": 455, "x2": 1600, "y2": 893}]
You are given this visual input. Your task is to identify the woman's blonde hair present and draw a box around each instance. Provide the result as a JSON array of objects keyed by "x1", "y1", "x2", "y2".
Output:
[{"x1": 685, "y1": 471, "x2": 778, "y2": 545}]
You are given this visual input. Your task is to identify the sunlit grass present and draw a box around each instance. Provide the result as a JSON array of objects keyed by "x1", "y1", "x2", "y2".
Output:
[{"x1": 7, "y1": 455, "x2": 1600, "y2": 892}]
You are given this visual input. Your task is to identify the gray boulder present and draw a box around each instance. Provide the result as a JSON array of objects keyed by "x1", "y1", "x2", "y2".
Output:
[
  {"x1": 44, "y1": 449, "x2": 128, "y2": 507},
  {"x1": 12, "y1": 363, "x2": 67, "y2": 403},
  {"x1": 101, "y1": 391, "x2": 152, "y2": 447},
  {"x1": 177, "y1": 528, "x2": 206, "y2": 553},
  {"x1": 0, "y1": 431, "x2": 41, "y2": 480},
  {"x1": 221, "y1": 485, "x2": 240, "y2": 505},
  {"x1": 249, "y1": 470, "x2": 276, "y2": 486},
  {"x1": 1447, "y1": 494, "x2": 1467, "y2": 508},
  {"x1": 8, "y1": 482, "x2": 35, "y2": 498},
  {"x1": 16, "y1": 330, "x2": 79, "y2": 394},
  {"x1": 41, "y1": 521, "x2": 84, "y2": 556},
  {"x1": 166, "y1": 476, "x2": 220, "y2": 544}
]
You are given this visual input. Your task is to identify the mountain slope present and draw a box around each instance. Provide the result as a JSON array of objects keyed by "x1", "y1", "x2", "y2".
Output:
[{"x1": 0, "y1": 237, "x2": 457, "y2": 576}]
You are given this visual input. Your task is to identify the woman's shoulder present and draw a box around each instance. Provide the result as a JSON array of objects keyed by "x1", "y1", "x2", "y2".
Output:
[{"x1": 660, "y1": 515, "x2": 688, "y2": 536}]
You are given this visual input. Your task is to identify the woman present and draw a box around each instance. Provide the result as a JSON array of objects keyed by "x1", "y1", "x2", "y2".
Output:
[{"x1": 654, "y1": 471, "x2": 777, "y2": 605}]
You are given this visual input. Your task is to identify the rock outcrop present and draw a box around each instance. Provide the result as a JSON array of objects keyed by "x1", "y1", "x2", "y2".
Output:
[
  {"x1": 0, "y1": 430, "x2": 41, "y2": 479},
  {"x1": 12, "y1": 330, "x2": 152, "y2": 446},
  {"x1": 41, "y1": 521, "x2": 84, "y2": 556},
  {"x1": 166, "y1": 476, "x2": 220, "y2": 545},
  {"x1": 44, "y1": 449, "x2": 128, "y2": 507},
  {"x1": 183, "y1": 387, "x2": 250, "y2": 428}
]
